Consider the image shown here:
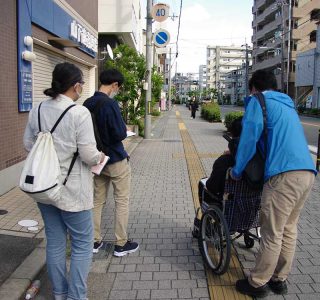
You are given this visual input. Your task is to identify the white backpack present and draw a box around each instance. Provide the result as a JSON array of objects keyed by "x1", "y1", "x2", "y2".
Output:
[{"x1": 20, "y1": 102, "x2": 78, "y2": 205}]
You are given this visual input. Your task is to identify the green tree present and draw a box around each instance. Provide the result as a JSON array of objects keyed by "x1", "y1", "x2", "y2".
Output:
[
  {"x1": 104, "y1": 44, "x2": 164, "y2": 123},
  {"x1": 151, "y1": 67, "x2": 164, "y2": 106},
  {"x1": 104, "y1": 44, "x2": 146, "y2": 123}
]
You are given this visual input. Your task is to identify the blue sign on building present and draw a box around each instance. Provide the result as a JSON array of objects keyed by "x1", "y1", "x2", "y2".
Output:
[{"x1": 17, "y1": 0, "x2": 97, "y2": 112}]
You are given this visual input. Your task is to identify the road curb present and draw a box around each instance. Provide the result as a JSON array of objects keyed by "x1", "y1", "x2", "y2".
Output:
[{"x1": 0, "y1": 240, "x2": 46, "y2": 300}]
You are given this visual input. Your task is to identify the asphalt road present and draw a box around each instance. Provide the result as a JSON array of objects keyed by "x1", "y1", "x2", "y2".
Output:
[{"x1": 219, "y1": 105, "x2": 320, "y2": 150}]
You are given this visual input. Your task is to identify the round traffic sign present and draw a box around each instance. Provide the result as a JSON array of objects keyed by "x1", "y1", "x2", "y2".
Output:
[
  {"x1": 152, "y1": 3, "x2": 170, "y2": 22},
  {"x1": 153, "y1": 29, "x2": 170, "y2": 48}
]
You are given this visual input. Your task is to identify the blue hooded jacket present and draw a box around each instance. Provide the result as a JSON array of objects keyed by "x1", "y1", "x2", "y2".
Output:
[{"x1": 232, "y1": 91, "x2": 316, "y2": 180}]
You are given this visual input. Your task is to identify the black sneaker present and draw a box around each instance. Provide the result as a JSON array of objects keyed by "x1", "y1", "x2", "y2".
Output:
[
  {"x1": 93, "y1": 241, "x2": 104, "y2": 253},
  {"x1": 236, "y1": 278, "x2": 270, "y2": 298},
  {"x1": 268, "y1": 279, "x2": 288, "y2": 295},
  {"x1": 114, "y1": 240, "x2": 139, "y2": 257}
]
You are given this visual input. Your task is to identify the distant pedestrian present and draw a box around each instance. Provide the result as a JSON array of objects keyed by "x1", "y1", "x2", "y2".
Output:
[
  {"x1": 84, "y1": 69, "x2": 139, "y2": 257},
  {"x1": 190, "y1": 97, "x2": 198, "y2": 119},
  {"x1": 23, "y1": 62, "x2": 104, "y2": 300},
  {"x1": 232, "y1": 70, "x2": 316, "y2": 298}
]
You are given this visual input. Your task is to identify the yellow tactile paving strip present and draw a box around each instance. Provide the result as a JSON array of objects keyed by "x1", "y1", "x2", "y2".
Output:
[{"x1": 176, "y1": 110, "x2": 251, "y2": 300}]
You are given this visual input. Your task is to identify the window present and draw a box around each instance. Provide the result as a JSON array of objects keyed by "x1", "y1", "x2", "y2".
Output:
[
  {"x1": 310, "y1": 9, "x2": 320, "y2": 21},
  {"x1": 310, "y1": 31, "x2": 317, "y2": 43}
]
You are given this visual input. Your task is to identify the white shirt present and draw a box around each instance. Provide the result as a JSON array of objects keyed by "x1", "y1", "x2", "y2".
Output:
[{"x1": 23, "y1": 94, "x2": 102, "y2": 212}]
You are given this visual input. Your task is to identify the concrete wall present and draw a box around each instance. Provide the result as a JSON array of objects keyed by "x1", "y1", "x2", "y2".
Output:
[
  {"x1": 296, "y1": 49, "x2": 315, "y2": 86},
  {"x1": 98, "y1": 0, "x2": 142, "y2": 52},
  {"x1": 314, "y1": 27, "x2": 320, "y2": 107},
  {"x1": 65, "y1": 0, "x2": 98, "y2": 30}
]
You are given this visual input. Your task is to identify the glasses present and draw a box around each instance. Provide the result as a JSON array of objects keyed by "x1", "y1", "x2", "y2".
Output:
[{"x1": 79, "y1": 80, "x2": 85, "y2": 85}]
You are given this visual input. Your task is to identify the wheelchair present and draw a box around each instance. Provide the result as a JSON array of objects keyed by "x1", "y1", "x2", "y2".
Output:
[{"x1": 192, "y1": 175, "x2": 262, "y2": 275}]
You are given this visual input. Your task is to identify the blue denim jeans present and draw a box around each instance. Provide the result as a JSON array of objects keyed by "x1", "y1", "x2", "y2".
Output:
[{"x1": 38, "y1": 203, "x2": 93, "y2": 300}]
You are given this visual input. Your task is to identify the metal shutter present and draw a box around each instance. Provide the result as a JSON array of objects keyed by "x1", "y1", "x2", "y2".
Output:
[{"x1": 33, "y1": 45, "x2": 91, "y2": 106}]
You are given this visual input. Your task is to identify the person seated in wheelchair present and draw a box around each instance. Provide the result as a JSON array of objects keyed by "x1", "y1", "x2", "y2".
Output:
[{"x1": 198, "y1": 117, "x2": 242, "y2": 205}]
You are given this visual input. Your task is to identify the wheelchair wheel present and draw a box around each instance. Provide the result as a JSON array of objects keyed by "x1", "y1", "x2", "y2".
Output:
[
  {"x1": 244, "y1": 233, "x2": 255, "y2": 248},
  {"x1": 198, "y1": 206, "x2": 231, "y2": 275}
]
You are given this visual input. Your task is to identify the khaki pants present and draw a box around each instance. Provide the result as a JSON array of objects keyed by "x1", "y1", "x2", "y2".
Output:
[
  {"x1": 93, "y1": 158, "x2": 131, "y2": 247},
  {"x1": 249, "y1": 170, "x2": 314, "y2": 287}
]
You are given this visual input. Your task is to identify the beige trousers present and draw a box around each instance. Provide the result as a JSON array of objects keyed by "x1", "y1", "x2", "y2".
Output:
[
  {"x1": 93, "y1": 158, "x2": 131, "y2": 247},
  {"x1": 249, "y1": 170, "x2": 315, "y2": 287}
]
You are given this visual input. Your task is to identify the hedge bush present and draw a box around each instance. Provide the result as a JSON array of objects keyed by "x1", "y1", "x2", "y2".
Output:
[
  {"x1": 201, "y1": 103, "x2": 221, "y2": 122},
  {"x1": 224, "y1": 111, "x2": 244, "y2": 131},
  {"x1": 151, "y1": 110, "x2": 161, "y2": 116}
]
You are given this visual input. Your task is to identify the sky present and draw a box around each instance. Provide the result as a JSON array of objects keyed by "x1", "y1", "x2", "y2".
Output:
[{"x1": 144, "y1": 0, "x2": 253, "y2": 74}]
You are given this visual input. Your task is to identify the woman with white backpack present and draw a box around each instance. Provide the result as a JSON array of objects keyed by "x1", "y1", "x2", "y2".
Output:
[{"x1": 23, "y1": 62, "x2": 105, "y2": 300}]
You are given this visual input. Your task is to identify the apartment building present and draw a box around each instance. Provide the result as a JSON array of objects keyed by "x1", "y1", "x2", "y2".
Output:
[
  {"x1": 296, "y1": 24, "x2": 320, "y2": 108},
  {"x1": 225, "y1": 66, "x2": 253, "y2": 104},
  {"x1": 173, "y1": 73, "x2": 199, "y2": 103},
  {"x1": 199, "y1": 65, "x2": 207, "y2": 92},
  {"x1": 206, "y1": 46, "x2": 249, "y2": 96},
  {"x1": 252, "y1": 0, "x2": 320, "y2": 98},
  {"x1": 294, "y1": 0, "x2": 320, "y2": 53}
]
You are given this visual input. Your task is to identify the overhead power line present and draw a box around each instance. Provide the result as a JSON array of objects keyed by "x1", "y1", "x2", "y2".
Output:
[{"x1": 176, "y1": 0, "x2": 183, "y2": 58}]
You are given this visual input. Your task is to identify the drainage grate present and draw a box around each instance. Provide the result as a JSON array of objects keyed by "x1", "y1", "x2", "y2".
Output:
[{"x1": 92, "y1": 241, "x2": 114, "y2": 260}]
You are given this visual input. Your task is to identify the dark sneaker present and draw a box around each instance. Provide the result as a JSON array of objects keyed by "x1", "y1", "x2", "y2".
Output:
[
  {"x1": 93, "y1": 241, "x2": 104, "y2": 253},
  {"x1": 114, "y1": 240, "x2": 139, "y2": 257},
  {"x1": 268, "y1": 279, "x2": 288, "y2": 295},
  {"x1": 236, "y1": 278, "x2": 270, "y2": 298}
]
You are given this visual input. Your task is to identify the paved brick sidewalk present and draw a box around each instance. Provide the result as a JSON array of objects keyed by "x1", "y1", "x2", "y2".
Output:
[
  {"x1": 181, "y1": 105, "x2": 320, "y2": 300},
  {"x1": 93, "y1": 109, "x2": 209, "y2": 299}
]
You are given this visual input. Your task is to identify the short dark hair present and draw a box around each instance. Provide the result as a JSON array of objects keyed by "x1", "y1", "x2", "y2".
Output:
[
  {"x1": 99, "y1": 69, "x2": 124, "y2": 86},
  {"x1": 248, "y1": 69, "x2": 277, "y2": 92},
  {"x1": 229, "y1": 117, "x2": 242, "y2": 138},
  {"x1": 44, "y1": 62, "x2": 83, "y2": 98}
]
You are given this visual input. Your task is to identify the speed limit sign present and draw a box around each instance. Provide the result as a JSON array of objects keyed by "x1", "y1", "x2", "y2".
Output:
[{"x1": 152, "y1": 3, "x2": 170, "y2": 22}]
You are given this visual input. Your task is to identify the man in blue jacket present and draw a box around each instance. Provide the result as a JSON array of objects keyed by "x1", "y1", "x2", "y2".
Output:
[
  {"x1": 84, "y1": 69, "x2": 139, "y2": 256},
  {"x1": 232, "y1": 70, "x2": 316, "y2": 298}
]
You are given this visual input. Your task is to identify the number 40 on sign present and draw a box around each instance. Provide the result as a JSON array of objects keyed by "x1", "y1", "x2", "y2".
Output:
[{"x1": 151, "y1": 3, "x2": 170, "y2": 22}]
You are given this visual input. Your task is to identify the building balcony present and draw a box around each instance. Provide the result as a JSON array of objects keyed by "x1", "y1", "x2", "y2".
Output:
[
  {"x1": 253, "y1": 3, "x2": 278, "y2": 27},
  {"x1": 293, "y1": 21, "x2": 318, "y2": 40},
  {"x1": 253, "y1": 40, "x2": 281, "y2": 56},
  {"x1": 256, "y1": 17, "x2": 282, "y2": 40},
  {"x1": 255, "y1": 0, "x2": 267, "y2": 11},
  {"x1": 294, "y1": 0, "x2": 320, "y2": 19},
  {"x1": 253, "y1": 55, "x2": 281, "y2": 71},
  {"x1": 292, "y1": 6, "x2": 303, "y2": 19},
  {"x1": 220, "y1": 52, "x2": 247, "y2": 58}
]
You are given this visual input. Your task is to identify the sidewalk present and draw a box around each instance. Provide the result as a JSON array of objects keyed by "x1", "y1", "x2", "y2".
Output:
[{"x1": 1, "y1": 105, "x2": 320, "y2": 300}]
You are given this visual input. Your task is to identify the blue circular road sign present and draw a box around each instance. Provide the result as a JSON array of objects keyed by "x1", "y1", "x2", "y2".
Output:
[{"x1": 154, "y1": 29, "x2": 170, "y2": 48}]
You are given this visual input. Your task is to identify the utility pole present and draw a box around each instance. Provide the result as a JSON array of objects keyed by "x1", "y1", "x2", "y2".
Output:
[
  {"x1": 144, "y1": 0, "x2": 152, "y2": 139},
  {"x1": 244, "y1": 43, "x2": 249, "y2": 99},
  {"x1": 235, "y1": 70, "x2": 238, "y2": 104},
  {"x1": 279, "y1": 0, "x2": 286, "y2": 92},
  {"x1": 168, "y1": 47, "x2": 172, "y2": 110},
  {"x1": 286, "y1": 0, "x2": 292, "y2": 95}
]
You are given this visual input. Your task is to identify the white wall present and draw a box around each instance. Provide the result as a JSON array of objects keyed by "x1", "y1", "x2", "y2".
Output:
[{"x1": 98, "y1": 0, "x2": 142, "y2": 52}]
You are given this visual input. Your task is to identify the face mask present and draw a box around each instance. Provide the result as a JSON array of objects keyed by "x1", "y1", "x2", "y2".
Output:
[
  {"x1": 110, "y1": 90, "x2": 118, "y2": 99},
  {"x1": 75, "y1": 85, "x2": 83, "y2": 99}
]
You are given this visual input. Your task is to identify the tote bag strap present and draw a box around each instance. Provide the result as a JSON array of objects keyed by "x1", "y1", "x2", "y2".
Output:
[{"x1": 254, "y1": 92, "x2": 267, "y2": 159}]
